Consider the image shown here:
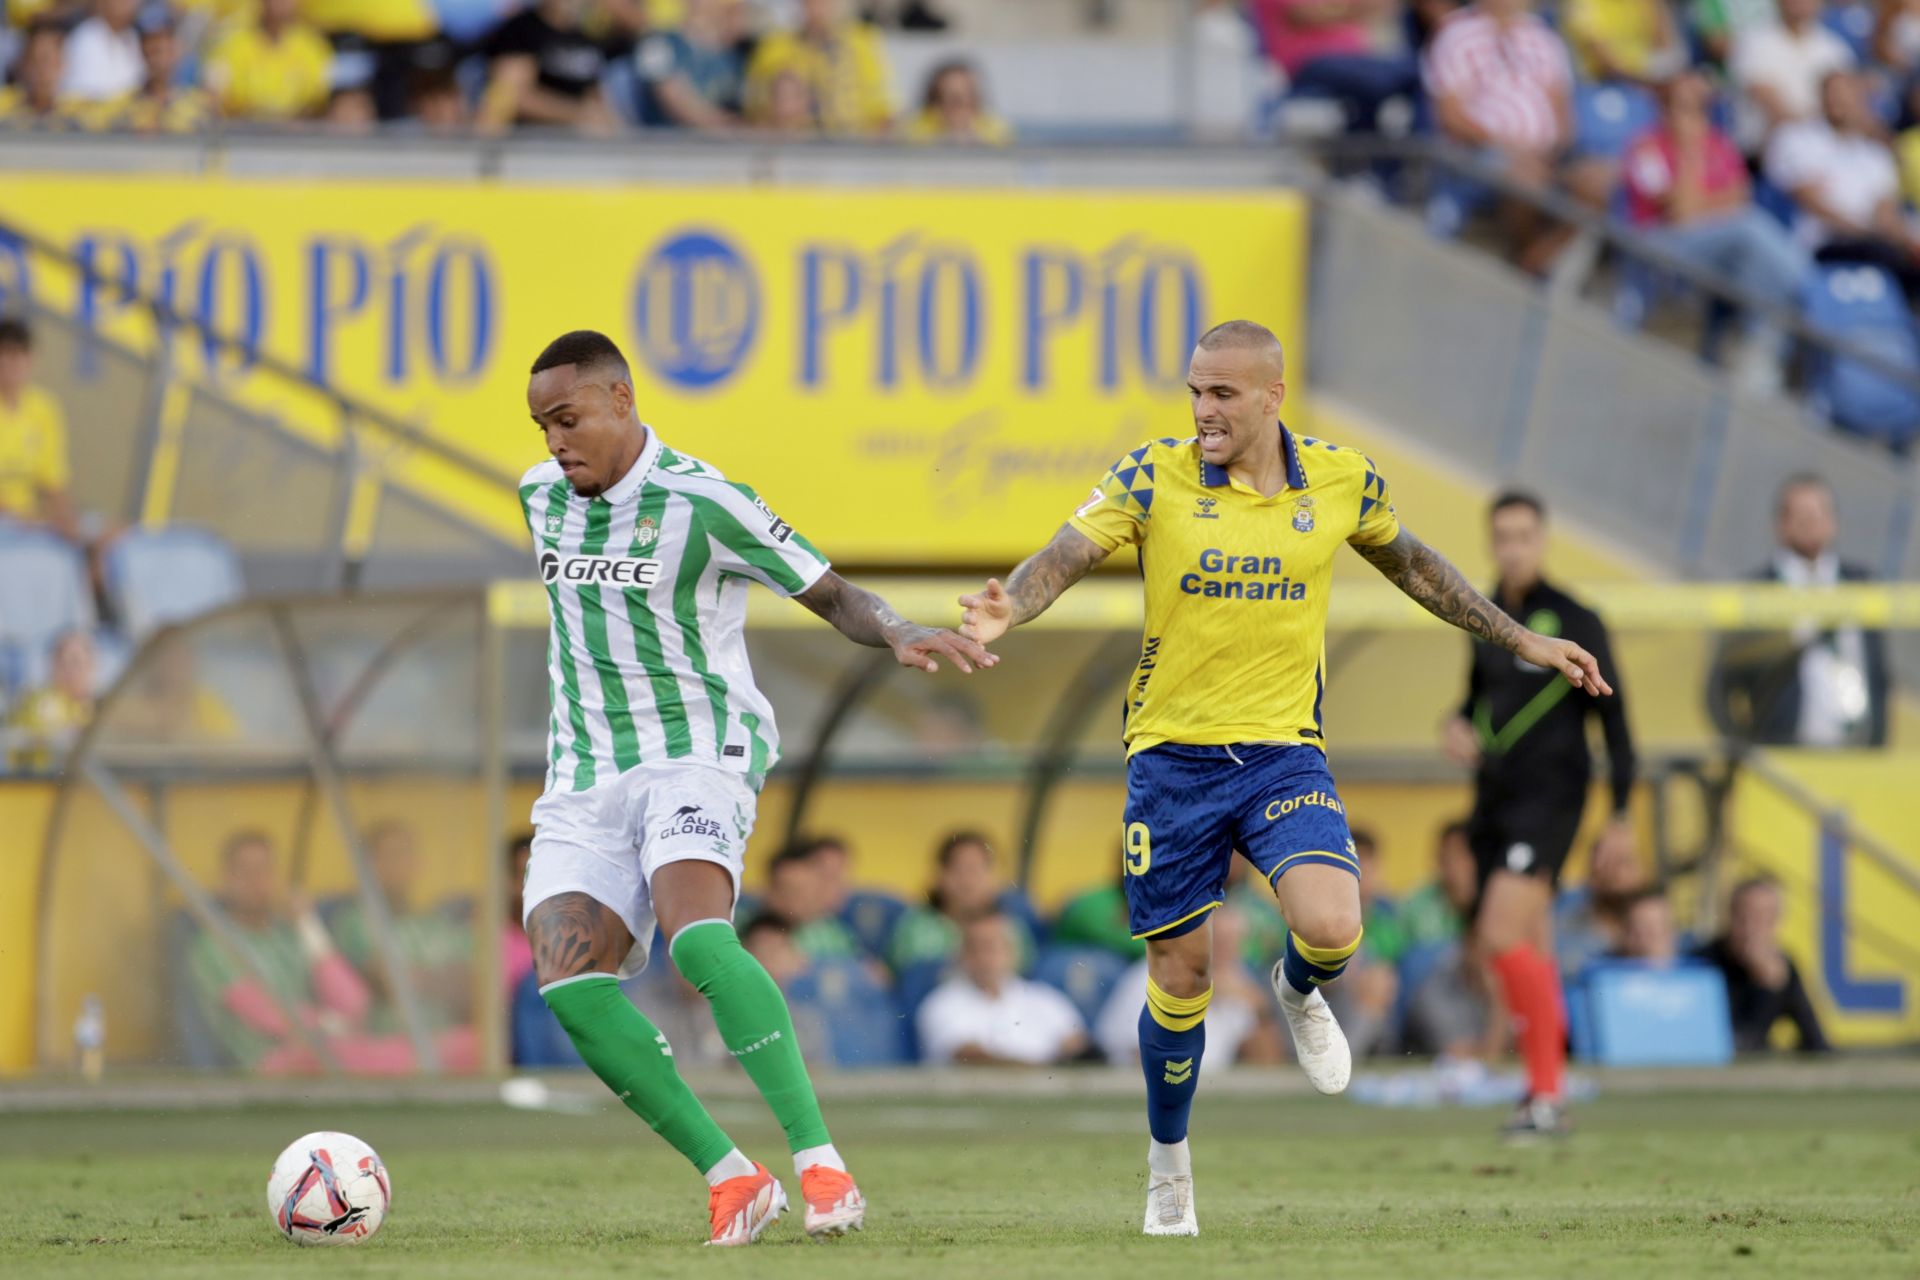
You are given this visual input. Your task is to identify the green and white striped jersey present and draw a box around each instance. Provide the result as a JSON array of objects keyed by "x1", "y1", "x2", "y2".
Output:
[{"x1": 518, "y1": 429, "x2": 831, "y2": 794}]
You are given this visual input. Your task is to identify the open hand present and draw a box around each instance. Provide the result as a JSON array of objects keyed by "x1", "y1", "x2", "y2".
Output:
[
  {"x1": 957, "y1": 578, "x2": 1014, "y2": 646},
  {"x1": 891, "y1": 625, "x2": 998, "y2": 675},
  {"x1": 1515, "y1": 631, "x2": 1612, "y2": 696}
]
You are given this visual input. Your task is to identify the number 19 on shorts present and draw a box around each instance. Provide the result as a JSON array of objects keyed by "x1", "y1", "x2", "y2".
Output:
[{"x1": 1124, "y1": 822, "x2": 1151, "y2": 876}]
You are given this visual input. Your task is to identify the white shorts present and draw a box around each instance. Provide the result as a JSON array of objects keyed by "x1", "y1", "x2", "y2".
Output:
[{"x1": 523, "y1": 762, "x2": 757, "y2": 979}]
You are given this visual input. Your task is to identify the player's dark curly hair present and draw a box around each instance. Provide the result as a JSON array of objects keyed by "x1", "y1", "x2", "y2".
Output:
[{"x1": 530, "y1": 329, "x2": 629, "y2": 378}]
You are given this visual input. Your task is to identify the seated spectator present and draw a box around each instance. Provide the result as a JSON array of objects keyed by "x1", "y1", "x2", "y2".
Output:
[
  {"x1": 915, "y1": 912, "x2": 1087, "y2": 1065},
  {"x1": 481, "y1": 0, "x2": 617, "y2": 134},
  {"x1": 1622, "y1": 69, "x2": 1810, "y2": 391},
  {"x1": 503, "y1": 832, "x2": 534, "y2": 1000},
  {"x1": 1695, "y1": 875, "x2": 1830, "y2": 1051},
  {"x1": 1052, "y1": 866, "x2": 1147, "y2": 961},
  {"x1": 1553, "y1": 827, "x2": 1645, "y2": 974},
  {"x1": 0, "y1": 317, "x2": 79, "y2": 543},
  {"x1": 1690, "y1": 0, "x2": 1779, "y2": 69},
  {"x1": 1563, "y1": 0, "x2": 1684, "y2": 84},
  {"x1": 1731, "y1": 0, "x2": 1854, "y2": 153},
  {"x1": 187, "y1": 830, "x2": 477, "y2": 1074},
  {"x1": 903, "y1": 58, "x2": 1010, "y2": 145},
  {"x1": 0, "y1": 21, "x2": 78, "y2": 126},
  {"x1": 6, "y1": 627, "x2": 93, "y2": 770},
  {"x1": 890, "y1": 831, "x2": 1037, "y2": 971},
  {"x1": 1767, "y1": 70, "x2": 1919, "y2": 277},
  {"x1": 1093, "y1": 903, "x2": 1282, "y2": 1069},
  {"x1": 299, "y1": 0, "x2": 443, "y2": 121},
  {"x1": 1400, "y1": 940, "x2": 1494, "y2": 1056},
  {"x1": 744, "y1": 0, "x2": 890, "y2": 136},
  {"x1": 761, "y1": 841, "x2": 865, "y2": 962},
  {"x1": 1223, "y1": 855, "x2": 1290, "y2": 966},
  {"x1": 1375, "y1": 820, "x2": 1474, "y2": 966},
  {"x1": 407, "y1": 65, "x2": 469, "y2": 134},
  {"x1": 58, "y1": 0, "x2": 141, "y2": 103},
  {"x1": 633, "y1": 0, "x2": 744, "y2": 130},
  {"x1": 111, "y1": 634, "x2": 239, "y2": 742},
  {"x1": 740, "y1": 911, "x2": 814, "y2": 988},
  {"x1": 113, "y1": 15, "x2": 211, "y2": 135},
  {"x1": 1424, "y1": 0, "x2": 1606, "y2": 273},
  {"x1": 330, "y1": 822, "x2": 476, "y2": 1037},
  {"x1": 1612, "y1": 884, "x2": 1680, "y2": 965},
  {"x1": 1713, "y1": 473, "x2": 1890, "y2": 745},
  {"x1": 202, "y1": 0, "x2": 335, "y2": 123},
  {"x1": 1331, "y1": 829, "x2": 1401, "y2": 1056},
  {"x1": 1255, "y1": 0, "x2": 1420, "y2": 134}
]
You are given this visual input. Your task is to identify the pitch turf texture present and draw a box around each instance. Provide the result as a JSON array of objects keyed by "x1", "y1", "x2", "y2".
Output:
[{"x1": 3, "y1": 1083, "x2": 1915, "y2": 1278}]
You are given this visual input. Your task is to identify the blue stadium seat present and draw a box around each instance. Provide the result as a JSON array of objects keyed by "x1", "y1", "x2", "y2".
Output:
[
  {"x1": 786, "y1": 958, "x2": 908, "y2": 1068},
  {"x1": 1570, "y1": 959, "x2": 1733, "y2": 1066},
  {"x1": 1030, "y1": 945, "x2": 1129, "y2": 1029},
  {"x1": 103, "y1": 525, "x2": 244, "y2": 640},
  {"x1": 840, "y1": 891, "x2": 908, "y2": 959},
  {"x1": 1802, "y1": 265, "x2": 1920, "y2": 450},
  {"x1": 1573, "y1": 83, "x2": 1658, "y2": 161},
  {"x1": 1821, "y1": 1, "x2": 1875, "y2": 59},
  {"x1": 0, "y1": 524, "x2": 94, "y2": 688},
  {"x1": 510, "y1": 969, "x2": 585, "y2": 1068},
  {"x1": 892, "y1": 958, "x2": 949, "y2": 1060}
]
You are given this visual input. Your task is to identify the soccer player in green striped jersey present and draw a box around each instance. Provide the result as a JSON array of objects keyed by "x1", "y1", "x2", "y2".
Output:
[{"x1": 518, "y1": 331, "x2": 995, "y2": 1247}]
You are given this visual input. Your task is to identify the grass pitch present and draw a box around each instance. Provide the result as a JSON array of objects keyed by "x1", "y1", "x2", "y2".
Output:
[{"x1": 2, "y1": 1080, "x2": 1915, "y2": 1278}]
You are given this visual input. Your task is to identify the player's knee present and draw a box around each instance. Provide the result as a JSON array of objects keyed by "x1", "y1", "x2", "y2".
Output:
[
  {"x1": 1291, "y1": 901, "x2": 1363, "y2": 954},
  {"x1": 1145, "y1": 946, "x2": 1211, "y2": 1000}
]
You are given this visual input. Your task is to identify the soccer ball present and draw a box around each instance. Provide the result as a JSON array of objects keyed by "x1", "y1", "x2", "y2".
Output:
[{"x1": 266, "y1": 1131, "x2": 391, "y2": 1245}]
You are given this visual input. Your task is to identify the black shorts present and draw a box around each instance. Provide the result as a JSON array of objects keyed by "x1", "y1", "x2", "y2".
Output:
[{"x1": 1467, "y1": 789, "x2": 1585, "y2": 902}]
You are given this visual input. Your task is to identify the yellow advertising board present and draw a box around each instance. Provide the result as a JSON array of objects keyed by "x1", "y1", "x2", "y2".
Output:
[{"x1": 0, "y1": 176, "x2": 1306, "y2": 564}]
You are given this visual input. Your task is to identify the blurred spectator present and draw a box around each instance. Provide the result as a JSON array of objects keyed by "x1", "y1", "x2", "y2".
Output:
[
  {"x1": 481, "y1": 0, "x2": 618, "y2": 134},
  {"x1": 890, "y1": 831, "x2": 1038, "y2": 971},
  {"x1": 1715, "y1": 472, "x2": 1890, "y2": 745},
  {"x1": 1553, "y1": 830, "x2": 1646, "y2": 974},
  {"x1": 1730, "y1": 0, "x2": 1855, "y2": 153},
  {"x1": 903, "y1": 57, "x2": 1009, "y2": 144},
  {"x1": 111, "y1": 634, "x2": 239, "y2": 742},
  {"x1": 1767, "y1": 69, "x2": 1918, "y2": 278},
  {"x1": 6, "y1": 627, "x2": 93, "y2": 770},
  {"x1": 744, "y1": 0, "x2": 891, "y2": 136},
  {"x1": 1255, "y1": 0, "x2": 1420, "y2": 135},
  {"x1": 1330, "y1": 829, "x2": 1401, "y2": 1056},
  {"x1": 1622, "y1": 69, "x2": 1810, "y2": 392},
  {"x1": 503, "y1": 832, "x2": 534, "y2": 1000},
  {"x1": 1562, "y1": 0, "x2": 1684, "y2": 83},
  {"x1": 758, "y1": 64, "x2": 819, "y2": 134},
  {"x1": 1373, "y1": 820, "x2": 1474, "y2": 966},
  {"x1": 860, "y1": 0, "x2": 949, "y2": 27},
  {"x1": 632, "y1": 0, "x2": 744, "y2": 130},
  {"x1": 0, "y1": 21, "x2": 76, "y2": 125},
  {"x1": 1877, "y1": 0, "x2": 1920, "y2": 74},
  {"x1": 331, "y1": 822, "x2": 476, "y2": 1035},
  {"x1": 0, "y1": 317, "x2": 79, "y2": 543},
  {"x1": 1401, "y1": 941, "x2": 1494, "y2": 1056},
  {"x1": 1093, "y1": 903, "x2": 1282, "y2": 1068},
  {"x1": 1052, "y1": 865, "x2": 1147, "y2": 960},
  {"x1": 1613, "y1": 884, "x2": 1680, "y2": 965},
  {"x1": 408, "y1": 66, "x2": 470, "y2": 134},
  {"x1": 741, "y1": 911, "x2": 814, "y2": 987},
  {"x1": 300, "y1": 0, "x2": 444, "y2": 121},
  {"x1": 1691, "y1": 0, "x2": 1778, "y2": 68},
  {"x1": 1695, "y1": 875, "x2": 1830, "y2": 1051},
  {"x1": 202, "y1": 0, "x2": 335, "y2": 122},
  {"x1": 1223, "y1": 856, "x2": 1290, "y2": 966},
  {"x1": 59, "y1": 0, "x2": 142, "y2": 103},
  {"x1": 1424, "y1": 0, "x2": 1607, "y2": 273},
  {"x1": 762, "y1": 841, "x2": 865, "y2": 961},
  {"x1": 915, "y1": 912, "x2": 1087, "y2": 1065},
  {"x1": 113, "y1": 15, "x2": 211, "y2": 134}
]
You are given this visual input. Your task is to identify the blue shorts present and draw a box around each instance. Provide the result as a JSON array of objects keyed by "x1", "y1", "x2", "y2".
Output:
[{"x1": 1122, "y1": 742, "x2": 1359, "y2": 940}]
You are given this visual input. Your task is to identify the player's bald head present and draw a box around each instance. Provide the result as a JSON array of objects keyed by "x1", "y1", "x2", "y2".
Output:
[{"x1": 1194, "y1": 319, "x2": 1286, "y2": 381}]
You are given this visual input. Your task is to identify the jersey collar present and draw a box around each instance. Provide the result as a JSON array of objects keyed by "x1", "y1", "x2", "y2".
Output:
[
  {"x1": 1200, "y1": 420, "x2": 1309, "y2": 491},
  {"x1": 598, "y1": 424, "x2": 661, "y2": 506}
]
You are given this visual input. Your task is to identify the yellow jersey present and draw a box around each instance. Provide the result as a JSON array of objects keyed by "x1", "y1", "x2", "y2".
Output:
[
  {"x1": 743, "y1": 23, "x2": 891, "y2": 134},
  {"x1": 1068, "y1": 424, "x2": 1399, "y2": 756},
  {"x1": 0, "y1": 385, "x2": 70, "y2": 517},
  {"x1": 203, "y1": 23, "x2": 334, "y2": 121}
]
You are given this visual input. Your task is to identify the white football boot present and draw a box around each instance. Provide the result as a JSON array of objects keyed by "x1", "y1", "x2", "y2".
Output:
[
  {"x1": 1272, "y1": 965, "x2": 1353, "y2": 1095},
  {"x1": 1142, "y1": 1139, "x2": 1199, "y2": 1237}
]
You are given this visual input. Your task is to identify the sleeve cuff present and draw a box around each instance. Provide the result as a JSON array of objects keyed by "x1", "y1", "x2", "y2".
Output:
[{"x1": 1067, "y1": 515, "x2": 1124, "y2": 552}]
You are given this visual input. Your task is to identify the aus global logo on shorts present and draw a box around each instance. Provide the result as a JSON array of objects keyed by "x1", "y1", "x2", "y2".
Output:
[
  {"x1": 1265, "y1": 789, "x2": 1344, "y2": 821},
  {"x1": 632, "y1": 229, "x2": 759, "y2": 390}
]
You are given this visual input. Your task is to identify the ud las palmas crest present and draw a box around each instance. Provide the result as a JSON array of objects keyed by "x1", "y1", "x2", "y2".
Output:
[{"x1": 1292, "y1": 495, "x2": 1315, "y2": 533}]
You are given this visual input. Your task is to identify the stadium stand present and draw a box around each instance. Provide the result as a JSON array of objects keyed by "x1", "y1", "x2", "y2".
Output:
[{"x1": 102, "y1": 525, "x2": 244, "y2": 640}]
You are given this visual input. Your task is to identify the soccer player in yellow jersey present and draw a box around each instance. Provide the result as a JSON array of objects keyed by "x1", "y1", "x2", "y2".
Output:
[{"x1": 959, "y1": 320, "x2": 1611, "y2": 1237}]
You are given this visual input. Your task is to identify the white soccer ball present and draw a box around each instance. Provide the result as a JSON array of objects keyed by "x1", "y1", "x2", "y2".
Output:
[{"x1": 266, "y1": 1131, "x2": 392, "y2": 1245}]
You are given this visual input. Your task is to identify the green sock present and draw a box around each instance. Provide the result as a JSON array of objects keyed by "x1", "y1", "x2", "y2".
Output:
[
  {"x1": 540, "y1": 974, "x2": 739, "y2": 1175},
  {"x1": 670, "y1": 920, "x2": 832, "y2": 1153}
]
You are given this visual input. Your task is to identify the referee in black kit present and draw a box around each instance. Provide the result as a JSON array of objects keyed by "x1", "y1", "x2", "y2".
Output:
[{"x1": 1439, "y1": 492, "x2": 1635, "y2": 1141}]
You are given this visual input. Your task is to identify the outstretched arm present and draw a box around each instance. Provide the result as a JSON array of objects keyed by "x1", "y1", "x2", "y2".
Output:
[
  {"x1": 1351, "y1": 527, "x2": 1612, "y2": 694},
  {"x1": 797, "y1": 570, "x2": 998, "y2": 674},
  {"x1": 958, "y1": 524, "x2": 1111, "y2": 645}
]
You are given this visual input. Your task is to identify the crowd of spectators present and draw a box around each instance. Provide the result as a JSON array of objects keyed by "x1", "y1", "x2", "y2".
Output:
[
  {"x1": 0, "y1": 0, "x2": 1011, "y2": 141},
  {"x1": 486, "y1": 822, "x2": 1832, "y2": 1075}
]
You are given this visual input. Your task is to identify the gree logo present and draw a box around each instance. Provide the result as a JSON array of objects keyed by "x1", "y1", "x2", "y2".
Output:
[{"x1": 539, "y1": 551, "x2": 663, "y2": 588}]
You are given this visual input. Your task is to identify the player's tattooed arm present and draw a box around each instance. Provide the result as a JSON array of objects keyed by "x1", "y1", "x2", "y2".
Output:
[
  {"x1": 797, "y1": 571, "x2": 999, "y2": 674},
  {"x1": 1352, "y1": 527, "x2": 1613, "y2": 694},
  {"x1": 958, "y1": 524, "x2": 1110, "y2": 645}
]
